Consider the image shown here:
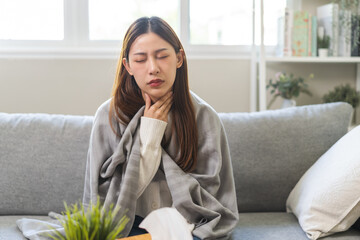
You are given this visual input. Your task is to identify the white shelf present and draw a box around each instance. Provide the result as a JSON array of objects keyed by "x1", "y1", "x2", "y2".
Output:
[{"x1": 265, "y1": 56, "x2": 360, "y2": 63}]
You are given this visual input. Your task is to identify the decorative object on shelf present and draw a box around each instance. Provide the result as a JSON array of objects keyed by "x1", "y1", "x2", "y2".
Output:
[
  {"x1": 317, "y1": 3, "x2": 339, "y2": 56},
  {"x1": 332, "y1": 0, "x2": 360, "y2": 56},
  {"x1": 267, "y1": 72, "x2": 313, "y2": 109},
  {"x1": 281, "y1": 98, "x2": 297, "y2": 108},
  {"x1": 47, "y1": 198, "x2": 129, "y2": 240},
  {"x1": 317, "y1": 26, "x2": 330, "y2": 57},
  {"x1": 323, "y1": 84, "x2": 360, "y2": 123}
]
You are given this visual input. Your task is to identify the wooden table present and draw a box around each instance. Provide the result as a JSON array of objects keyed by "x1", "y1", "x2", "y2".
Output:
[{"x1": 117, "y1": 233, "x2": 151, "y2": 240}]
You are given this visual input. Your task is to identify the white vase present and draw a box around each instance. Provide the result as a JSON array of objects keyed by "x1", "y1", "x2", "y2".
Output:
[
  {"x1": 318, "y1": 48, "x2": 328, "y2": 57},
  {"x1": 282, "y1": 98, "x2": 296, "y2": 108}
]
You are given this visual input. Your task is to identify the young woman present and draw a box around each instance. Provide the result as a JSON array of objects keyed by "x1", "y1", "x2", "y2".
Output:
[{"x1": 83, "y1": 16, "x2": 239, "y2": 239}]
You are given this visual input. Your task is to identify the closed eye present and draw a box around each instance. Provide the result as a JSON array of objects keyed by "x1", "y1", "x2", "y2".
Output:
[{"x1": 158, "y1": 55, "x2": 169, "y2": 59}]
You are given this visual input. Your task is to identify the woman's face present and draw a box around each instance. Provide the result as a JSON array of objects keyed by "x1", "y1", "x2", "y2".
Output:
[{"x1": 123, "y1": 32, "x2": 183, "y2": 103}]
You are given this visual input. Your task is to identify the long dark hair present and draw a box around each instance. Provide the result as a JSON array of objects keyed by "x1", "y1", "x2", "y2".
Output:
[{"x1": 110, "y1": 16, "x2": 198, "y2": 172}]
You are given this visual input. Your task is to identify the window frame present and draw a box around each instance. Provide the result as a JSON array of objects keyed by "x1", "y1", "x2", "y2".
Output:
[{"x1": 0, "y1": 0, "x2": 266, "y2": 59}]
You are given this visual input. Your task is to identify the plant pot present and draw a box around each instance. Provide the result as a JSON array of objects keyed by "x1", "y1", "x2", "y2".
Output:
[
  {"x1": 318, "y1": 48, "x2": 328, "y2": 57},
  {"x1": 282, "y1": 98, "x2": 296, "y2": 108}
]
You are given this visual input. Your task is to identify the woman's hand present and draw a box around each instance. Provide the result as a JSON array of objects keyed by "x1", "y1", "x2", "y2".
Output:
[{"x1": 144, "y1": 91, "x2": 173, "y2": 122}]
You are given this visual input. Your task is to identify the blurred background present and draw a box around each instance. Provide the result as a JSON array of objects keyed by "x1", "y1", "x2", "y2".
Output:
[{"x1": 0, "y1": 0, "x2": 357, "y2": 118}]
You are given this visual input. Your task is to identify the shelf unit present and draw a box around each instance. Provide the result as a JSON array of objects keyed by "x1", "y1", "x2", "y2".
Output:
[
  {"x1": 266, "y1": 57, "x2": 360, "y2": 63},
  {"x1": 256, "y1": 0, "x2": 360, "y2": 112}
]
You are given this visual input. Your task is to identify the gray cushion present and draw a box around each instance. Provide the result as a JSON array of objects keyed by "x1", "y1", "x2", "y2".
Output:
[
  {"x1": 232, "y1": 212, "x2": 360, "y2": 240},
  {"x1": 219, "y1": 102, "x2": 353, "y2": 212},
  {"x1": 0, "y1": 113, "x2": 93, "y2": 215}
]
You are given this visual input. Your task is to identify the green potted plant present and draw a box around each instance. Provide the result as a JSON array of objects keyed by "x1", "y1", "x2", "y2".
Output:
[
  {"x1": 323, "y1": 84, "x2": 360, "y2": 123},
  {"x1": 266, "y1": 72, "x2": 313, "y2": 109},
  {"x1": 47, "y1": 199, "x2": 129, "y2": 240},
  {"x1": 317, "y1": 26, "x2": 330, "y2": 57}
]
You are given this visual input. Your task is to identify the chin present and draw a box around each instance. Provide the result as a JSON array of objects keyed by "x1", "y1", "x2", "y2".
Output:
[
  {"x1": 148, "y1": 89, "x2": 170, "y2": 100},
  {"x1": 150, "y1": 94, "x2": 165, "y2": 102}
]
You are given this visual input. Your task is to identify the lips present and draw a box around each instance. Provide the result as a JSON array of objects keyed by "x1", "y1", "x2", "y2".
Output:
[{"x1": 148, "y1": 79, "x2": 164, "y2": 87}]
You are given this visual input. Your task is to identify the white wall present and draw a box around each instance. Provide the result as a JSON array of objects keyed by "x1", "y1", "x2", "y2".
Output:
[
  {"x1": 0, "y1": 59, "x2": 116, "y2": 115},
  {"x1": 188, "y1": 58, "x2": 250, "y2": 113},
  {"x1": 1, "y1": 0, "x2": 358, "y2": 118},
  {"x1": 0, "y1": 58, "x2": 358, "y2": 121},
  {"x1": 0, "y1": 58, "x2": 251, "y2": 115}
]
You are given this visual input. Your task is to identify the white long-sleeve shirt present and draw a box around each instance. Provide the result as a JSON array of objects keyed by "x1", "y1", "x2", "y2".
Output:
[
  {"x1": 136, "y1": 116, "x2": 172, "y2": 217},
  {"x1": 135, "y1": 117, "x2": 194, "y2": 239}
]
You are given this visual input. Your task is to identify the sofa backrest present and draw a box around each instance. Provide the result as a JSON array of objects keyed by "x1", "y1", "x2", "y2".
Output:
[
  {"x1": 0, "y1": 102, "x2": 353, "y2": 215},
  {"x1": 0, "y1": 113, "x2": 93, "y2": 215},
  {"x1": 219, "y1": 102, "x2": 353, "y2": 212}
]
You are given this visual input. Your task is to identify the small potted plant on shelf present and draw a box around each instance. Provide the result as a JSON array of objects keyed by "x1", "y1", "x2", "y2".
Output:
[
  {"x1": 323, "y1": 84, "x2": 360, "y2": 123},
  {"x1": 46, "y1": 198, "x2": 129, "y2": 240},
  {"x1": 267, "y1": 72, "x2": 313, "y2": 109},
  {"x1": 317, "y1": 26, "x2": 330, "y2": 57}
]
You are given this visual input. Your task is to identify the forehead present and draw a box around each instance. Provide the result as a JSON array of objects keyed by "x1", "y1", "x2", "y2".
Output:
[{"x1": 129, "y1": 32, "x2": 174, "y2": 54}]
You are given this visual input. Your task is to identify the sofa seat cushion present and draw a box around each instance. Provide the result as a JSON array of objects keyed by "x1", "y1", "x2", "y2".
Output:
[
  {"x1": 232, "y1": 212, "x2": 360, "y2": 240},
  {"x1": 0, "y1": 215, "x2": 51, "y2": 240}
]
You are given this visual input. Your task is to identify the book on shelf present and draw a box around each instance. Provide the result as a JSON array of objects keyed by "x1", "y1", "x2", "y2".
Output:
[
  {"x1": 292, "y1": 10, "x2": 309, "y2": 56},
  {"x1": 307, "y1": 13, "x2": 312, "y2": 56},
  {"x1": 338, "y1": 9, "x2": 351, "y2": 57},
  {"x1": 276, "y1": 12, "x2": 284, "y2": 57},
  {"x1": 317, "y1": 3, "x2": 339, "y2": 57},
  {"x1": 275, "y1": 4, "x2": 359, "y2": 58},
  {"x1": 351, "y1": 14, "x2": 360, "y2": 56},
  {"x1": 276, "y1": 8, "x2": 293, "y2": 57},
  {"x1": 311, "y1": 16, "x2": 317, "y2": 57},
  {"x1": 277, "y1": 9, "x2": 317, "y2": 57}
]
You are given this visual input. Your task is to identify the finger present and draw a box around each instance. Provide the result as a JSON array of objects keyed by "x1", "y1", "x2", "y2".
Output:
[
  {"x1": 152, "y1": 91, "x2": 172, "y2": 109},
  {"x1": 158, "y1": 94, "x2": 173, "y2": 111},
  {"x1": 158, "y1": 94, "x2": 173, "y2": 112},
  {"x1": 161, "y1": 98, "x2": 173, "y2": 115},
  {"x1": 156, "y1": 98, "x2": 172, "y2": 122}
]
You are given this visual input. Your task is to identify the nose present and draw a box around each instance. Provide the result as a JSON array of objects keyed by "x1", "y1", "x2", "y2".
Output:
[{"x1": 148, "y1": 57, "x2": 160, "y2": 75}]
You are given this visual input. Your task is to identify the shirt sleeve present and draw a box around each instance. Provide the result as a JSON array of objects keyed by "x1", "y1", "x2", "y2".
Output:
[{"x1": 137, "y1": 116, "x2": 167, "y2": 197}]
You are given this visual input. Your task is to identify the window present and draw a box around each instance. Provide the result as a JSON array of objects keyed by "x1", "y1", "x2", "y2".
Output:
[
  {"x1": 89, "y1": 0, "x2": 179, "y2": 40},
  {"x1": 0, "y1": 0, "x2": 286, "y2": 58},
  {"x1": 256, "y1": 0, "x2": 287, "y2": 45},
  {"x1": 190, "y1": 0, "x2": 252, "y2": 45},
  {"x1": 0, "y1": 0, "x2": 64, "y2": 40}
]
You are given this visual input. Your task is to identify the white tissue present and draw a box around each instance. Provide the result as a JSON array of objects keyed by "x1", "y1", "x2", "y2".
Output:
[{"x1": 139, "y1": 207, "x2": 194, "y2": 240}]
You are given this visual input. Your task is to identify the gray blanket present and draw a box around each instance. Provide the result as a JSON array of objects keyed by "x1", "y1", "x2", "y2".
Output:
[{"x1": 18, "y1": 93, "x2": 239, "y2": 239}]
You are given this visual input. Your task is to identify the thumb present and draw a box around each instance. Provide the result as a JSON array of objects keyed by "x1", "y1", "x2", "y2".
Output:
[{"x1": 144, "y1": 93, "x2": 151, "y2": 110}]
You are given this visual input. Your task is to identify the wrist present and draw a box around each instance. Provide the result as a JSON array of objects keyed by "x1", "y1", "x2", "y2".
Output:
[{"x1": 140, "y1": 117, "x2": 167, "y2": 146}]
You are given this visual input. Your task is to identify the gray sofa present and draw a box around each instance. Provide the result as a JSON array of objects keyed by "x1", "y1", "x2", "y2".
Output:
[{"x1": 1, "y1": 102, "x2": 359, "y2": 240}]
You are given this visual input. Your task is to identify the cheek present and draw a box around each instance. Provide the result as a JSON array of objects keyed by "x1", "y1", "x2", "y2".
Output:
[
  {"x1": 164, "y1": 61, "x2": 178, "y2": 81},
  {"x1": 131, "y1": 68, "x2": 146, "y2": 84},
  {"x1": 169, "y1": 69, "x2": 177, "y2": 82}
]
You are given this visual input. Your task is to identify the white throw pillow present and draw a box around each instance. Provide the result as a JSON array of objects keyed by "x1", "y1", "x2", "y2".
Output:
[{"x1": 286, "y1": 125, "x2": 360, "y2": 240}]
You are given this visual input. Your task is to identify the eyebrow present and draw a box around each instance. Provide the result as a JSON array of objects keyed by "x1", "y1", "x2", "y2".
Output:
[{"x1": 133, "y1": 48, "x2": 169, "y2": 56}]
